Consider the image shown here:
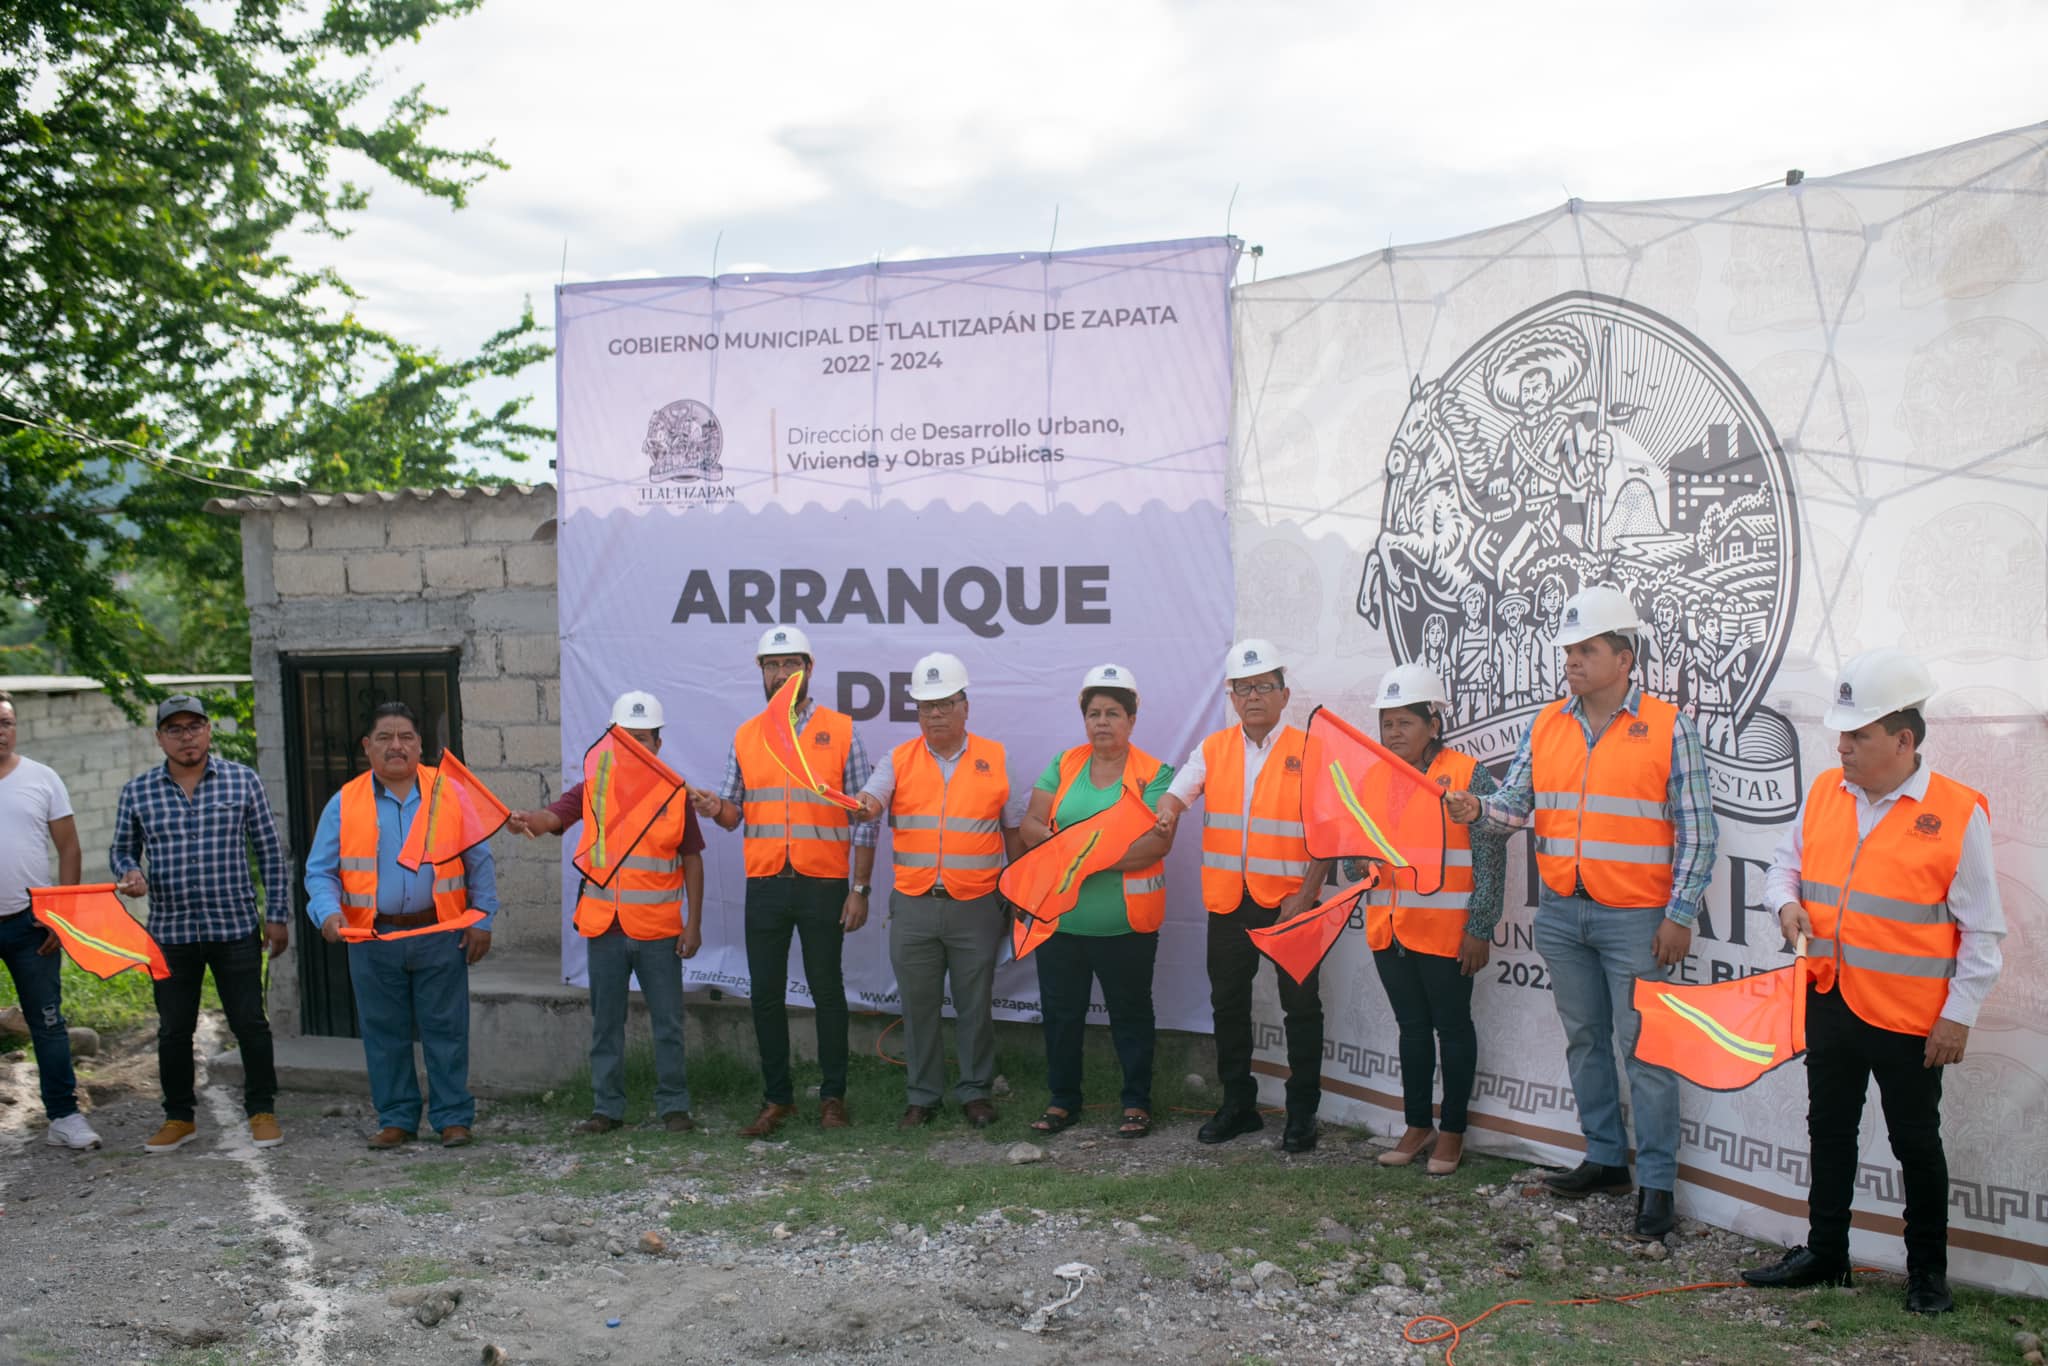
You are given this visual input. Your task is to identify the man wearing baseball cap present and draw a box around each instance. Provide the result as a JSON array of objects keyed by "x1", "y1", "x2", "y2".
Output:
[
  {"x1": 111, "y1": 694, "x2": 291, "y2": 1153},
  {"x1": 851, "y1": 653, "x2": 1023, "y2": 1129},
  {"x1": 691, "y1": 628, "x2": 876, "y2": 1136},
  {"x1": 1153, "y1": 639, "x2": 1331, "y2": 1153},
  {"x1": 1444, "y1": 585, "x2": 1718, "y2": 1240},
  {"x1": 1743, "y1": 649, "x2": 2003, "y2": 1315},
  {"x1": 508, "y1": 690, "x2": 705, "y2": 1135}
]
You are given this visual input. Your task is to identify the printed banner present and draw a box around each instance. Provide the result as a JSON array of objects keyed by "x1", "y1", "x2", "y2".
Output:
[
  {"x1": 1234, "y1": 124, "x2": 2047, "y2": 1294},
  {"x1": 557, "y1": 239, "x2": 1239, "y2": 1030}
]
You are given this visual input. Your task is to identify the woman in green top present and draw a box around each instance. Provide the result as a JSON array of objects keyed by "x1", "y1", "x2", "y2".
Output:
[{"x1": 1020, "y1": 664, "x2": 1176, "y2": 1138}]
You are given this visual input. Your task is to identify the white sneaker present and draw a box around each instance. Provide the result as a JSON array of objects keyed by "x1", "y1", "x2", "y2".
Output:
[{"x1": 46, "y1": 1113, "x2": 102, "y2": 1150}]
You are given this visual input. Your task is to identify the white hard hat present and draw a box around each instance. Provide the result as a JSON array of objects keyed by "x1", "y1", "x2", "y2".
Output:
[
  {"x1": 1824, "y1": 647, "x2": 1936, "y2": 732},
  {"x1": 1553, "y1": 585, "x2": 1645, "y2": 647},
  {"x1": 1224, "y1": 638, "x2": 1284, "y2": 681},
  {"x1": 610, "y1": 690, "x2": 664, "y2": 728},
  {"x1": 1373, "y1": 663, "x2": 1451, "y2": 717},
  {"x1": 907, "y1": 652, "x2": 970, "y2": 702},
  {"x1": 1079, "y1": 662, "x2": 1138, "y2": 704},
  {"x1": 755, "y1": 625, "x2": 814, "y2": 659}
]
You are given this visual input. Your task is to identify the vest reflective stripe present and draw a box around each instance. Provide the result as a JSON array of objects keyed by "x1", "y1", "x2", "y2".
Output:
[
  {"x1": 574, "y1": 784, "x2": 690, "y2": 940},
  {"x1": 1534, "y1": 836, "x2": 1672, "y2": 865},
  {"x1": 1365, "y1": 747, "x2": 1478, "y2": 957},
  {"x1": 1799, "y1": 767, "x2": 1980, "y2": 1035},
  {"x1": 887, "y1": 735, "x2": 1010, "y2": 899},
  {"x1": 1530, "y1": 696, "x2": 1678, "y2": 908},
  {"x1": 1197, "y1": 725, "x2": 1310, "y2": 913},
  {"x1": 735, "y1": 708, "x2": 856, "y2": 879},
  {"x1": 334, "y1": 769, "x2": 480, "y2": 941},
  {"x1": 1049, "y1": 744, "x2": 1167, "y2": 932}
]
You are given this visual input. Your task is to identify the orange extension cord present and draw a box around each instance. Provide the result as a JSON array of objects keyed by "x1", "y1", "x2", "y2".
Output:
[{"x1": 1405, "y1": 1267, "x2": 1887, "y2": 1365}]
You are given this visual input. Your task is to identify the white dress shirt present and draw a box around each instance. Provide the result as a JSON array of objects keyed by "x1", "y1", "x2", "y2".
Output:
[{"x1": 1763, "y1": 761, "x2": 2004, "y2": 1027}]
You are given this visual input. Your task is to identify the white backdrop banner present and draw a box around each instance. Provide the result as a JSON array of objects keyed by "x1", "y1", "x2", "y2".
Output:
[
  {"x1": 1233, "y1": 124, "x2": 2048, "y2": 1293},
  {"x1": 555, "y1": 239, "x2": 1239, "y2": 1031}
]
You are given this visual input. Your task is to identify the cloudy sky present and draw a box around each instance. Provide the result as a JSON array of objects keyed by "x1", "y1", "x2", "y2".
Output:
[{"x1": 299, "y1": 0, "x2": 2048, "y2": 477}]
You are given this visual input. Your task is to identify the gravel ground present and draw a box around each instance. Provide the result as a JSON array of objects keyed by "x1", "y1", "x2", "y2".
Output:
[{"x1": 0, "y1": 1021, "x2": 2017, "y2": 1366}]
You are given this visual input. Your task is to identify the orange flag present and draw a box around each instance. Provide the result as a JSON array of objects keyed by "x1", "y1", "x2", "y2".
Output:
[
  {"x1": 29, "y1": 884, "x2": 171, "y2": 981},
  {"x1": 397, "y1": 751, "x2": 509, "y2": 872},
  {"x1": 998, "y1": 790, "x2": 1157, "y2": 961},
  {"x1": 575, "y1": 724, "x2": 688, "y2": 888},
  {"x1": 761, "y1": 671, "x2": 861, "y2": 811},
  {"x1": 1302, "y1": 706, "x2": 1448, "y2": 893},
  {"x1": 1245, "y1": 883, "x2": 1370, "y2": 986},
  {"x1": 1632, "y1": 958, "x2": 1817, "y2": 1091}
]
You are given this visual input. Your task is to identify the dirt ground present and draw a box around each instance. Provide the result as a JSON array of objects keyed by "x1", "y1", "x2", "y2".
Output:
[{"x1": 0, "y1": 1019, "x2": 2026, "y2": 1366}]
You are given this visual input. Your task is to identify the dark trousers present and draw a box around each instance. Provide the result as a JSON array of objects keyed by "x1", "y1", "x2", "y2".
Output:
[
  {"x1": 1804, "y1": 985, "x2": 1950, "y2": 1273},
  {"x1": 1034, "y1": 930, "x2": 1157, "y2": 1113},
  {"x1": 155, "y1": 932, "x2": 277, "y2": 1121},
  {"x1": 744, "y1": 874, "x2": 850, "y2": 1105},
  {"x1": 1209, "y1": 896, "x2": 1324, "y2": 1116},
  {"x1": 0, "y1": 910, "x2": 78, "y2": 1119},
  {"x1": 1373, "y1": 941, "x2": 1477, "y2": 1132}
]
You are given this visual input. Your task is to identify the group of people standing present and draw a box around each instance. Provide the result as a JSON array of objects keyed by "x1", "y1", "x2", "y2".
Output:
[{"x1": 0, "y1": 581, "x2": 2004, "y2": 1316}]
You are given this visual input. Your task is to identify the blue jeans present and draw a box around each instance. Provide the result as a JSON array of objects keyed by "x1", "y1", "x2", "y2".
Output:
[
  {"x1": 346, "y1": 931, "x2": 473, "y2": 1132},
  {"x1": 1533, "y1": 890, "x2": 1679, "y2": 1190},
  {"x1": 0, "y1": 911, "x2": 78, "y2": 1119},
  {"x1": 585, "y1": 925, "x2": 690, "y2": 1120}
]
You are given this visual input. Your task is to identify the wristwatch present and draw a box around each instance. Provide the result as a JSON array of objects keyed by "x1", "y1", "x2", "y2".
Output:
[{"x1": 851, "y1": 883, "x2": 872, "y2": 897}]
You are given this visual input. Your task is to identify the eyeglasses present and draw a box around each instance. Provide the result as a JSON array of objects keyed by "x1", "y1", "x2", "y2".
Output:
[
  {"x1": 916, "y1": 696, "x2": 964, "y2": 716},
  {"x1": 160, "y1": 722, "x2": 210, "y2": 739},
  {"x1": 369, "y1": 732, "x2": 421, "y2": 747},
  {"x1": 1228, "y1": 681, "x2": 1282, "y2": 697}
]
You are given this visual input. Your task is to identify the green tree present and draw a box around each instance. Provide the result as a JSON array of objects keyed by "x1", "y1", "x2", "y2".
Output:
[{"x1": 0, "y1": 0, "x2": 550, "y2": 705}]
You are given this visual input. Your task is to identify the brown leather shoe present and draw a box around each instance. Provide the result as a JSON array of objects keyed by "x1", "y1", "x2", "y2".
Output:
[
  {"x1": 897, "y1": 1104, "x2": 937, "y2": 1130},
  {"x1": 367, "y1": 1127, "x2": 414, "y2": 1150},
  {"x1": 961, "y1": 1099, "x2": 998, "y2": 1129},
  {"x1": 819, "y1": 1097, "x2": 851, "y2": 1130},
  {"x1": 439, "y1": 1125, "x2": 473, "y2": 1148},
  {"x1": 738, "y1": 1103, "x2": 798, "y2": 1138},
  {"x1": 662, "y1": 1111, "x2": 697, "y2": 1133},
  {"x1": 573, "y1": 1114, "x2": 620, "y2": 1135}
]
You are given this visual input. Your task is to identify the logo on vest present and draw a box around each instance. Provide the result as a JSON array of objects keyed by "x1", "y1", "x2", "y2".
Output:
[
  {"x1": 812, "y1": 730, "x2": 832, "y2": 747},
  {"x1": 974, "y1": 758, "x2": 992, "y2": 773},
  {"x1": 1284, "y1": 755, "x2": 1302, "y2": 773},
  {"x1": 1356, "y1": 292, "x2": 1802, "y2": 823},
  {"x1": 1627, "y1": 720, "x2": 1650, "y2": 739},
  {"x1": 1436, "y1": 774, "x2": 1452, "y2": 788},
  {"x1": 638, "y1": 398, "x2": 733, "y2": 504},
  {"x1": 1913, "y1": 813, "x2": 1944, "y2": 838}
]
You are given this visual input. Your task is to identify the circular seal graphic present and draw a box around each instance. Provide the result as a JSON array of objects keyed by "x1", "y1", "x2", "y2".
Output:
[
  {"x1": 1356, "y1": 292, "x2": 1802, "y2": 820},
  {"x1": 643, "y1": 399, "x2": 725, "y2": 482}
]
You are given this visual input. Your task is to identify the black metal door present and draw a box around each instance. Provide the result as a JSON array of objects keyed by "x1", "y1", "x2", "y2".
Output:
[{"x1": 280, "y1": 652, "x2": 464, "y2": 1037}]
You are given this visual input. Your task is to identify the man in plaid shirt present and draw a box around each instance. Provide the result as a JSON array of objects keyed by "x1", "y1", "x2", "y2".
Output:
[{"x1": 112, "y1": 695, "x2": 290, "y2": 1154}]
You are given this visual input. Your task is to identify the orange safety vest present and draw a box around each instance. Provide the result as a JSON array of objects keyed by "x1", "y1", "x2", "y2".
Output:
[
  {"x1": 888, "y1": 734, "x2": 1009, "y2": 899},
  {"x1": 336, "y1": 769, "x2": 481, "y2": 939},
  {"x1": 735, "y1": 705, "x2": 855, "y2": 879},
  {"x1": 1197, "y1": 725, "x2": 1310, "y2": 912},
  {"x1": 1365, "y1": 746, "x2": 1478, "y2": 957},
  {"x1": 1048, "y1": 744, "x2": 1167, "y2": 933},
  {"x1": 1800, "y1": 767, "x2": 1982, "y2": 1037},
  {"x1": 573, "y1": 787, "x2": 689, "y2": 941},
  {"x1": 1530, "y1": 694, "x2": 1678, "y2": 908}
]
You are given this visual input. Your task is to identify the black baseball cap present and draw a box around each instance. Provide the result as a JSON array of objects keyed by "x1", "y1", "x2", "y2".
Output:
[{"x1": 155, "y1": 695, "x2": 208, "y2": 726}]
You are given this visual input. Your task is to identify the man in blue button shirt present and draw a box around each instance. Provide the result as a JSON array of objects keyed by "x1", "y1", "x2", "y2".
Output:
[
  {"x1": 113, "y1": 694, "x2": 290, "y2": 1154},
  {"x1": 304, "y1": 702, "x2": 497, "y2": 1149}
]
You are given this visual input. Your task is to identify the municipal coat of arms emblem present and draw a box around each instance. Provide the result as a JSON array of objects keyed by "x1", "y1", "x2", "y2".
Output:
[{"x1": 1357, "y1": 293, "x2": 1802, "y2": 821}]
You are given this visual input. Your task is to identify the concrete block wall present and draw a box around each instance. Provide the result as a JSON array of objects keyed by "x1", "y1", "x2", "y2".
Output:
[
  {"x1": 1, "y1": 676, "x2": 252, "y2": 922},
  {"x1": 222, "y1": 486, "x2": 565, "y2": 1035}
]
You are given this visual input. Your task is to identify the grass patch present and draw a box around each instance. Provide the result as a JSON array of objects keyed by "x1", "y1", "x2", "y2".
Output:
[
  {"x1": 0, "y1": 958, "x2": 221, "y2": 1037},
  {"x1": 376, "y1": 1256, "x2": 452, "y2": 1287}
]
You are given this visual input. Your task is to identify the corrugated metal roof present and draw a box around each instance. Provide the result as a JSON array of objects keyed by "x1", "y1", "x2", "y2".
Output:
[
  {"x1": 0, "y1": 674, "x2": 252, "y2": 694},
  {"x1": 205, "y1": 483, "x2": 553, "y2": 514}
]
